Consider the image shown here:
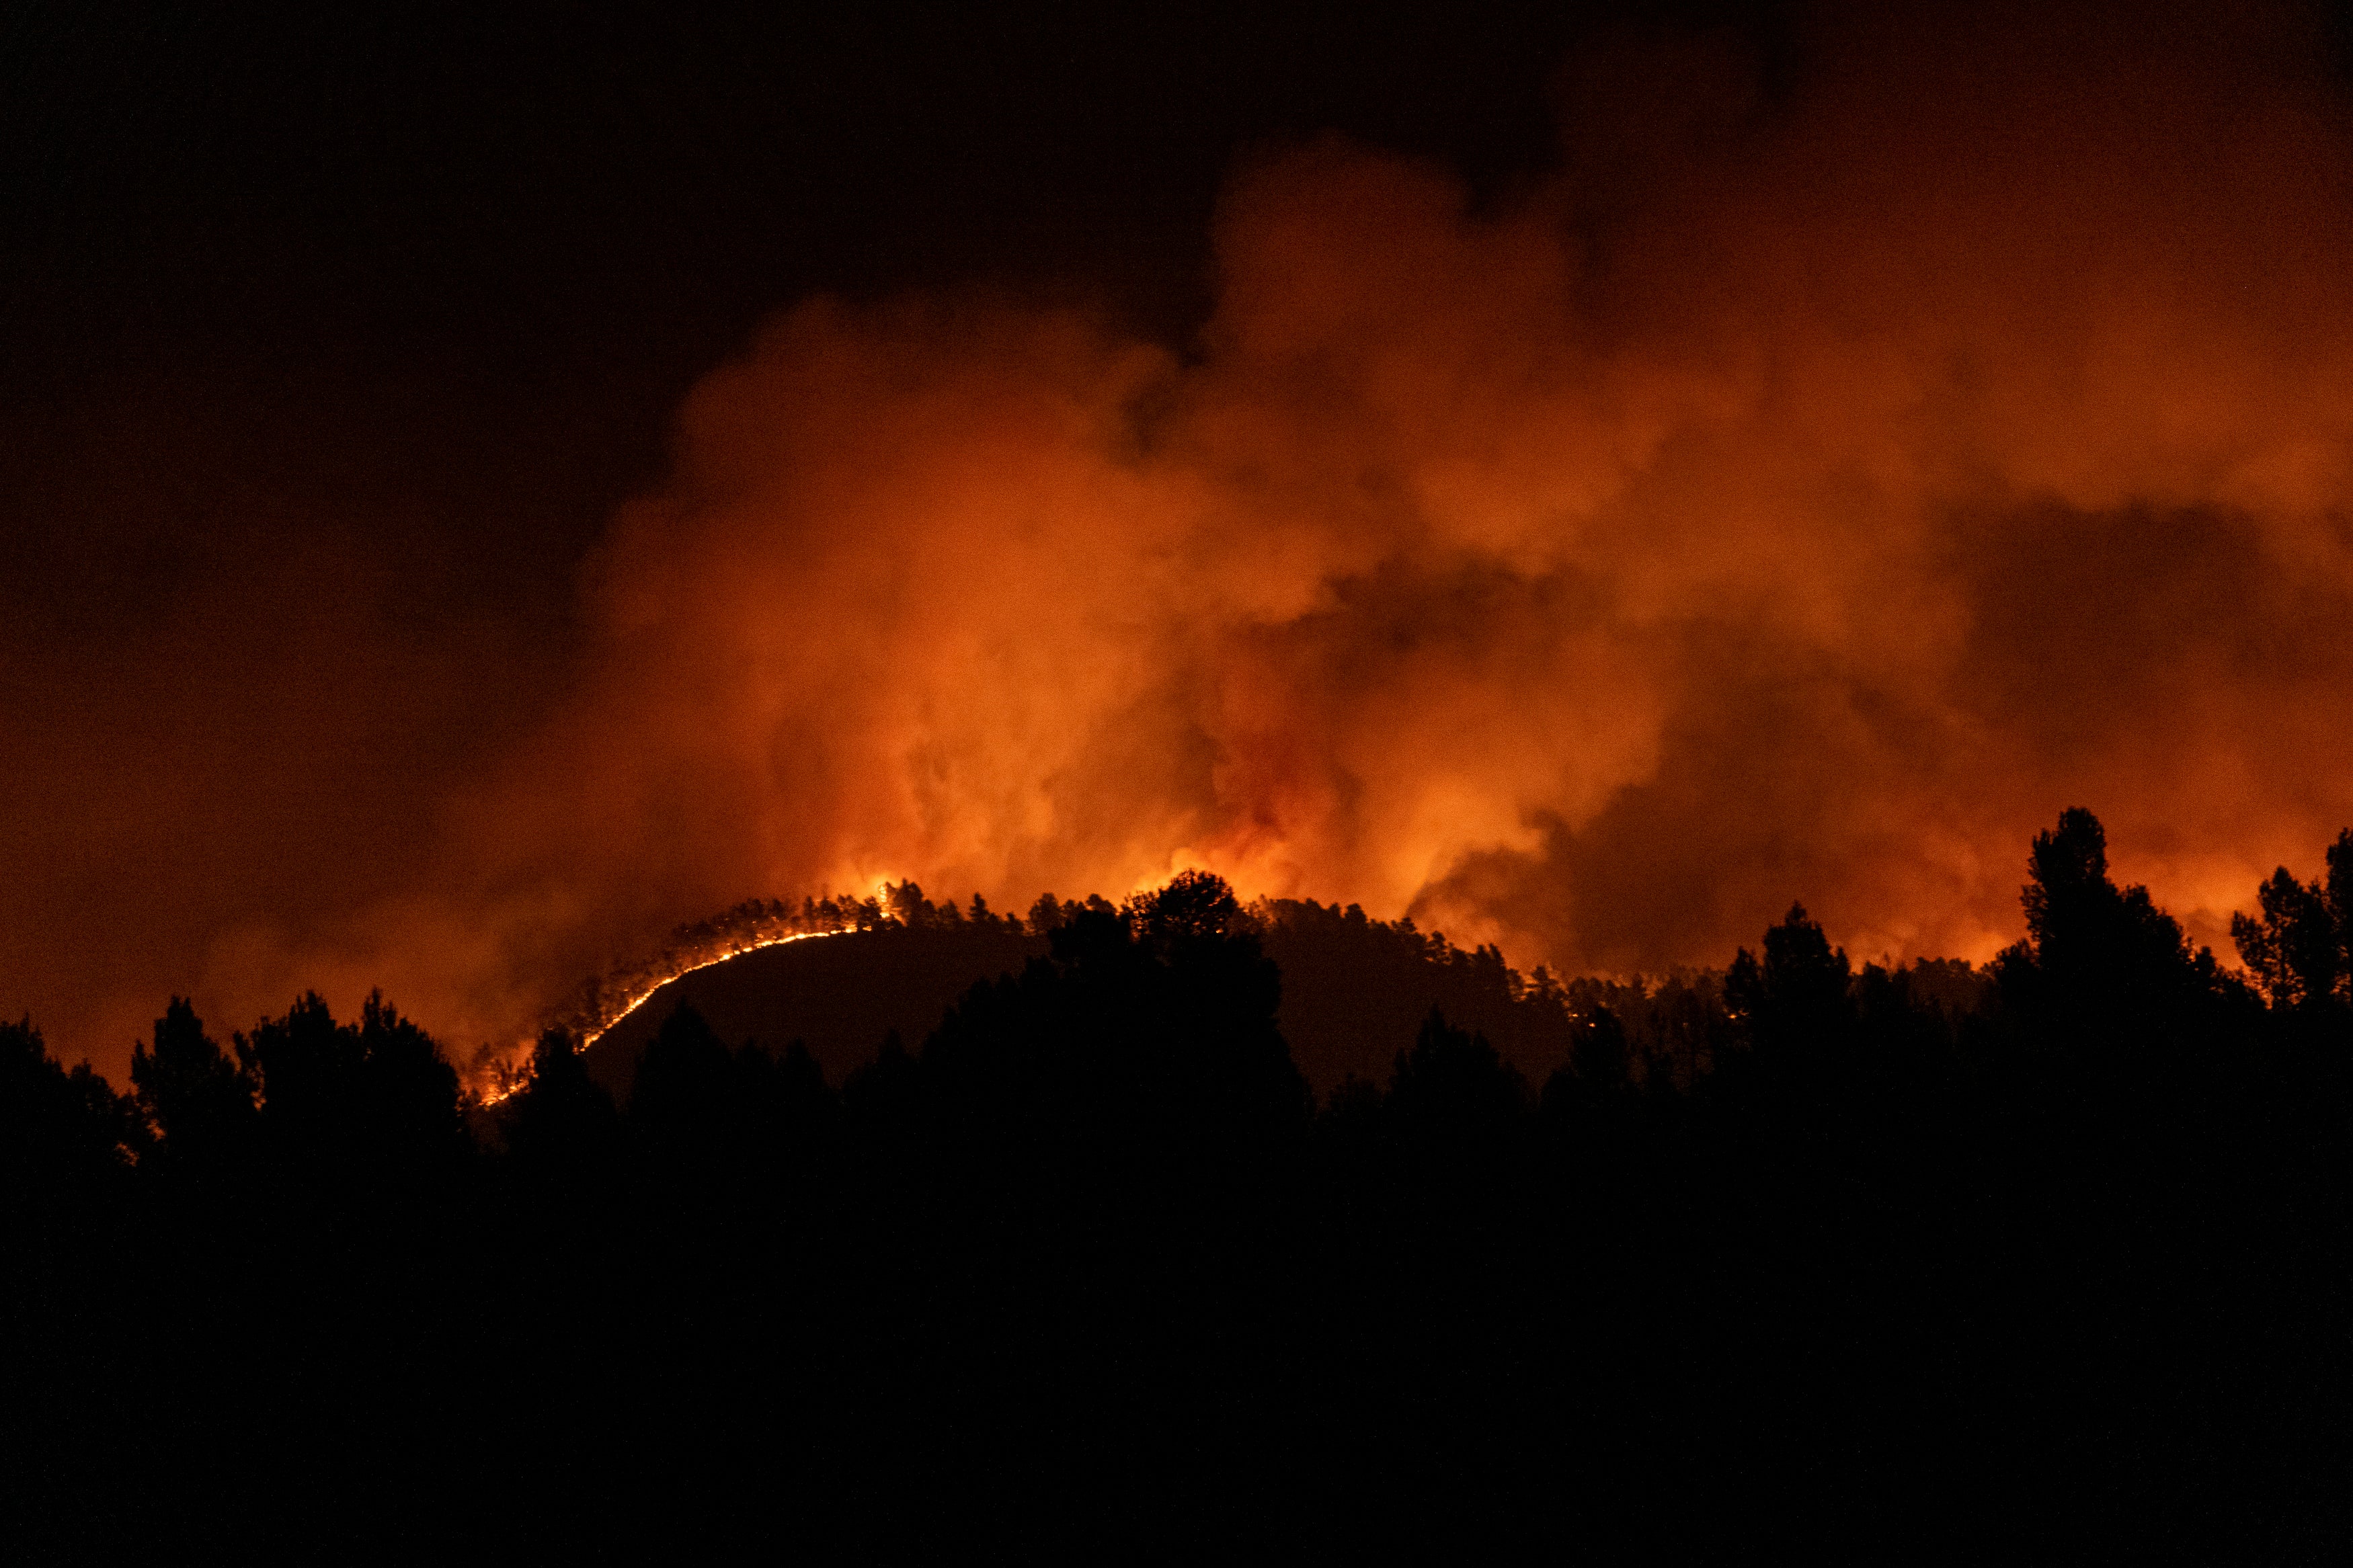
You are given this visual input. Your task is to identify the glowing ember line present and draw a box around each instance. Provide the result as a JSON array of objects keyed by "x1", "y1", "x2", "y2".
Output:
[
  {"x1": 477, "y1": 925, "x2": 856, "y2": 1107},
  {"x1": 573, "y1": 926, "x2": 848, "y2": 1051}
]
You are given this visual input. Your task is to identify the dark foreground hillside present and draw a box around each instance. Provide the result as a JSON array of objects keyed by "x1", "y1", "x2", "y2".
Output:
[{"x1": 4, "y1": 814, "x2": 2350, "y2": 1559}]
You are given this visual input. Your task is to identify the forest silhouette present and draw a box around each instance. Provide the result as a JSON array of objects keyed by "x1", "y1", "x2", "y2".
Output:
[{"x1": 4, "y1": 813, "x2": 2349, "y2": 1557}]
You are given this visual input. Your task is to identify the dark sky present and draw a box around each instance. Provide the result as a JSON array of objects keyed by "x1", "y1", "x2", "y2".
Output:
[
  {"x1": 5, "y1": 1, "x2": 1713, "y2": 631},
  {"x1": 0, "y1": 0, "x2": 1780, "y2": 800}
]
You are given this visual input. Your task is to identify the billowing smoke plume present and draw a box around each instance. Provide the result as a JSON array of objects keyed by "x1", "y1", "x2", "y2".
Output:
[{"x1": 26, "y1": 3, "x2": 2353, "y2": 1071}]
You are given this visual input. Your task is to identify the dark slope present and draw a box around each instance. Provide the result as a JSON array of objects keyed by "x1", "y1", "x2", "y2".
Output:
[
  {"x1": 1258, "y1": 899, "x2": 1576, "y2": 1088},
  {"x1": 582, "y1": 922, "x2": 1043, "y2": 1099},
  {"x1": 581, "y1": 899, "x2": 1594, "y2": 1101}
]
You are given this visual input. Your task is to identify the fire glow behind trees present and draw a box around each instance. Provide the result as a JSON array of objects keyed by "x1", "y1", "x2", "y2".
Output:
[{"x1": 11, "y1": 3, "x2": 2353, "y2": 1071}]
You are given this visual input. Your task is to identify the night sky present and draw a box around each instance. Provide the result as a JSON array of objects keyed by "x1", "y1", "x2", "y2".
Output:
[{"x1": 15, "y1": 1, "x2": 2353, "y2": 1079}]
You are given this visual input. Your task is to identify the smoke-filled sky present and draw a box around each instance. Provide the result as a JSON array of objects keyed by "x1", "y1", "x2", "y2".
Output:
[{"x1": 14, "y1": 1, "x2": 2353, "y2": 1077}]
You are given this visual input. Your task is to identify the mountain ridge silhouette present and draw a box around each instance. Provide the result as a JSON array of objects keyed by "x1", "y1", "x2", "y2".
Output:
[{"x1": 580, "y1": 897, "x2": 1599, "y2": 1098}]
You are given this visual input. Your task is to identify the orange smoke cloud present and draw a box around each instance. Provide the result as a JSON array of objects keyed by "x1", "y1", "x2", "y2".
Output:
[{"x1": 24, "y1": 4, "x2": 2353, "y2": 1071}]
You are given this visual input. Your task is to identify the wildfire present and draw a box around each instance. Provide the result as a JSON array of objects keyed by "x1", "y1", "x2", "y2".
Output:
[
  {"x1": 582, "y1": 928, "x2": 848, "y2": 1051},
  {"x1": 46, "y1": 12, "x2": 2353, "y2": 1093},
  {"x1": 474, "y1": 892, "x2": 902, "y2": 1107}
]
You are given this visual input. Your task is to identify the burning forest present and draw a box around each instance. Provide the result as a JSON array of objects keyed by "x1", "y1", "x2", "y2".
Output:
[{"x1": 6, "y1": 2, "x2": 2353, "y2": 1556}]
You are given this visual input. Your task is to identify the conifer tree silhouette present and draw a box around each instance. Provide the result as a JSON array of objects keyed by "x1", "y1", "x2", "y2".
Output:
[{"x1": 129, "y1": 998, "x2": 252, "y2": 1169}]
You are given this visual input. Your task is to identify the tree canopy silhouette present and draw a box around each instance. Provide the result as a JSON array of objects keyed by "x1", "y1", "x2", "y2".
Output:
[{"x1": 3, "y1": 833, "x2": 2349, "y2": 1560}]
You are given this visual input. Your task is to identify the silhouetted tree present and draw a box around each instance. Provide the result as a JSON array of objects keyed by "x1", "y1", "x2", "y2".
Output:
[
  {"x1": 130, "y1": 998, "x2": 252, "y2": 1170},
  {"x1": 1127, "y1": 867, "x2": 1244, "y2": 950},
  {"x1": 1994, "y1": 808, "x2": 2247, "y2": 1089},
  {"x1": 843, "y1": 1028, "x2": 919, "y2": 1134},
  {"x1": 2325, "y1": 829, "x2": 2353, "y2": 971},
  {"x1": 1570, "y1": 1005, "x2": 1630, "y2": 1094},
  {"x1": 775, "y1": 1039, "x2": 837, "y2": 1140},
  {"x1": 1849, "y1": 960, "x2": 1972, "y2": 1089},
  {"x1": 353, "y1": 992, "x2": 467, "y2": 1167},
  {"x1": 232, "y1": 991, "x2": 463, "y2": 1185},
  {"x1": 1386, "y1": 1007, "x2": 1527, "y2": 1144},
  {"x1": 2231, "y1": 831, "x2": 2353, "y2": 1025},
  {"x1": 733, "y1": 1036, "x2": 840, "y2": 1184},
  {"x1": 0, "y1": 1017, "x2": 138, "y2": 1196},
  {"x1": 233, "y1": 991, "x2": 350, "y2": 1147},
  {"x1": 502, "y1": 1026, "x2": 619, "y2": 1174},
  {"x1": 1726, "y1": 903, "x2": 1855, "y2": 1087},
  {"x1": 629, "y1": 1001, "x2": 739, "y2": 1178},
  {"x1": 2232, "y1": 867, "x2": 2339, "y2": 1011},
  {"x1": 922, "y1": 879, "x2": 1305, "y2": 1194}
]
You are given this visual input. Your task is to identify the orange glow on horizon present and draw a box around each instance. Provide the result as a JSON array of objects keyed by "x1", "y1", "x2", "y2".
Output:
[{"x1": 24, "y1": 11, "x2": 2353, "y2": 1079}]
